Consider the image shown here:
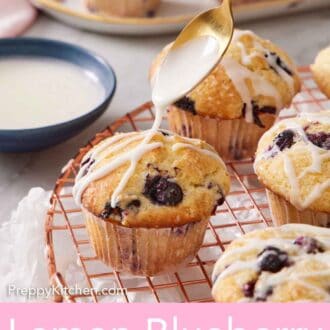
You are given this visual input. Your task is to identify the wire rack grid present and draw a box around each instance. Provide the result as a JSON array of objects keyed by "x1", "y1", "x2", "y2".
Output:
[{"x1": 45, "y1": 67, "x2": 330, "y2": 303}]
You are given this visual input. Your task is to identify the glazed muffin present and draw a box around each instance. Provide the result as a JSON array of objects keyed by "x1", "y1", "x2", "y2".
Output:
[
  {"x1": 212, "y1": 224, "x2": 330, "y2": 302},
  {"x1": 254, "y1": 111, "x2": 330, "y2": 227},
  {"x1": 73, "y1": 130, "x2": 230, "y2": 276},
  {"x1": 86, "y1": 0, "x2": 160, "y2": 17},
  {"x1": 311, "y1": 46, "x2": 330, "y2": 98},
  {"x1": 150, "y1": 29, "x2": 301, "y2": 160}
]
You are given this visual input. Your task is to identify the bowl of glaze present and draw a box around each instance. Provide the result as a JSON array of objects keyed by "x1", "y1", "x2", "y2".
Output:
[{"x1": 0, "y1": 38, "x2": 116, "y2": 152}]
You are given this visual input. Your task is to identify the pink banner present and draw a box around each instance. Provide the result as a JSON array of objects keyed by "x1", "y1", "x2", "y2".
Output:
[{"x1": 0, "y1": 304, "x2": 328, "y2": 330}]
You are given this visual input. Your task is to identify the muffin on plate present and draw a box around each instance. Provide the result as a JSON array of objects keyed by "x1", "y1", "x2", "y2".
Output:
[
  {"x1": 311, "y1": 46, "x2": 330, "y2": 98},
  {"x1": 150, "y1": 29, "x2": 301, "y2": 160},
  {"x1": 254, "y1": 111, "x2": 330, "y2": 227},
  {"x1": 73, "y1": 130, "x2": 230, "y2": 276},
  {"x1": 212, "y1": 224, "x2": 330, "y2": 302},
  {"x1": 86, "y1": 0, "x2": 160, "y2": 18}
]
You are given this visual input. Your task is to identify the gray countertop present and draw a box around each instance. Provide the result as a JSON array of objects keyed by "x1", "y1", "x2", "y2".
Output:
[{"x1": 0, "y1": 10, "x2": 329, "y2": 223}]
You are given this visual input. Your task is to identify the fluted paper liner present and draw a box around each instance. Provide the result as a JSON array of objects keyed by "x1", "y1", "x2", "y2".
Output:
[
  {"x1": 267, "y1": 189, "x2": 330, "y2": 227},
  {"x1": 84, "y1": 209, "x2": 209, "y2": 276},
  {"x1": 168, "y1": 107, "x2": 276, "y2": 161}
]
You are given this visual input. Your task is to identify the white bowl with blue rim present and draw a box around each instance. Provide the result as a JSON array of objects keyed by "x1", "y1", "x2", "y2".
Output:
[{"x1": 0, "y1": 38, "x2": 116, "y2": 152}]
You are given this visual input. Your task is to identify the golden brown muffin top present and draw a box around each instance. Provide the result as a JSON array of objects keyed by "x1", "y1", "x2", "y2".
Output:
[
  {"x1": 212, "y1": 224, "x2": 330, "y2": 302},
  {"x1": 254, "y1": 111, "x2": 330, "y2": 213},
  {"x1": 150, "y1": 29, "x2": 301, "y2": 127},
  {"x1": 311, "y1": 46, "x2": 330, "y2": 98},
  {"x1": 86, "y1": 0, "x2": 160, "y2": 17},
  {"x1": 74, "y1": 130, "x2": 230, "y2": 228}
]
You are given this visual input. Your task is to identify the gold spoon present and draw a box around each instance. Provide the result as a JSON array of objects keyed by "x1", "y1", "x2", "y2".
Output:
[{"x1": 167, "y1": 0, "x2": 234, "y2": 93}]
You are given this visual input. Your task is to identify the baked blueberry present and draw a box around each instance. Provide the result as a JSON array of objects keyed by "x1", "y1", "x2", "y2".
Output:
[
  {"x1": 306, "y1": 132, "x2": 330, "y2": 150},
  {"x1": 251, "y1": 101, "x2": 277, "y2": 128},
  {"x1": 207, "y1": 183, "x2": 225, "y2": 212},
  {"x1": 255, "y1": 287, "x2": 273, "y2": 302},
  {"x1": 174, "y1": 96, "x2": 197, "y2": 115},
  {"x1": 294, "y1": 236, "x2": 325, "y2": 254},
  {"x1": 265, "y1": 52, "x2": 293, "y2": 76},
  {"x1": 243, "y1": 280, "x2": 256, "y2": 298},
  {"x1": 158, "y1": 129, "x2": 171, "y2": 136},
  {"x1": 126, "y1": 199, "x2": 141, "y2": 214},
  {"x1": 258, "y1": 106, "x2": 277, "y2": 115},
  {"x1": 171, "y1": 223, "x2": 194, "y2": 236},
  {"x1": 80, "y1": 157, "x2": 95, "y2": 177},
  {"x1": 146, "y1": 10, "x2": 155, "y2": 17},
  {"x1": 258, "y1": 246, "x2": 289, "y2": 273},
  {"x1": 81, "y1": 157, "x2": 91, "y2": 167},
  {"x1": 274, "y1": 129, "x2": 296, "y2": 151},
  {"x1": 99, "y1": 202, "x2": 123, "y2": 220},
  {"x1": 181, "y1": 124, "x2": 192, "y2": 137},
  {"x1": 181, "y1": 124, "x2": 188, "y2": 136},
  {"x1": 143, "y1": 175, "x2": 183, "y2": 206},
  {"x1": 217, "y1": 195, "x2": 225, "y2": 206},
  {"x1": 127, "y1": 199, "x2": 141, "y2": 208}
]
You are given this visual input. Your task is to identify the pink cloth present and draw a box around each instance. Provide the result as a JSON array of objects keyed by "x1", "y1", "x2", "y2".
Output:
[{"x1": 0, "y1": 0, "x2": 37, "y2": 37}]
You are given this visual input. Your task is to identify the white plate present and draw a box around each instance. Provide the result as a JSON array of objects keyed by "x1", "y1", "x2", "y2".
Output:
[
  {"x1": 31, "y1": 0, "x2": 218, "y2": 35},
  {"x1": 32, "y1": 0, "x2": 330, "y2": 36}
]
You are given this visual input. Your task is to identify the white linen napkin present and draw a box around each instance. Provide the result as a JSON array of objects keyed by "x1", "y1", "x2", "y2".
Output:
[{"x1": 0, "y1": 188, "x2": 50, "y2": 301}]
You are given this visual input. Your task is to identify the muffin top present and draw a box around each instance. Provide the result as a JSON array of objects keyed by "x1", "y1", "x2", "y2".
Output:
[
  {"x1": 254, "y1": 111, "x2": 330, "y2": 213},
  {"x1": 86, "y1": 0, "x2": 160, "y2": 17},
  {"x1": 212, "y1": 224, "x2": 330, "y2": 302},
  {"x1": 150, "y1": 29, "x2": 301, "y2": 127},
  {"x1": 73, "y1": 130, "x2": 230, "y2": 228},
  {"x1": 311, "y1": 46, "x2": 330, "y2": 98}
]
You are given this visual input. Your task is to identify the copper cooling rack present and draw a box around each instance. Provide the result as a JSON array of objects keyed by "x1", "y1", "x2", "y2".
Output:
[{"x1": 45, "y1": 67, "x2": 330, "y2": 303}]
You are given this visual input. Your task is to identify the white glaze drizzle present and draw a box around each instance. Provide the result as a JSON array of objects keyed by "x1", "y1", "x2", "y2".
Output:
[
  {"x1": 255, "y1": 111, "x2": 330, "y2": 210},
  {"x1": 82, "y1": 132, "x2": 139, "y2": 164},
  {"x1": 222, "y1": 57, "x2": 282, "y2": 123},
  {"x1": 264, "y1": 51, "x2": 295, "y2": 96},
  {"x1": 73, "y1": 105, "x2": 166, "y2": 208},
  {"x1": 216, "y1": 260, "x2": 258, "y2": 280},
  {"x1": 218, "y1": 237, "x2": 312, "y2": 261},
  {"x1": 172, "y1": 143, "x2": 226, "y2": 168},
  {"x1": 225, "y1": 30, "x2": 295, "y2": 123},
  {"x1": 233, "y1": 30, "x2": 295, "y2": 96},
  {"x1": 212, "y1": 224, "x2": 330, "y2": 301},
  {"x1": 232, "y1": 30, "x2": 259, "y2": 66},
  {"x1": 73, "y1": 122, "x2": 163, "y2": 207}
]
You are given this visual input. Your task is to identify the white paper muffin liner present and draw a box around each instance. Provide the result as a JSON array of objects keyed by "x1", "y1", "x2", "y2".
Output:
[
  {"x1": 267, "y1": 189, "x2": 330, "y2": 227},
  {"x1": 84, "y1": 209, "x2": 209, "y2": 277},
  {"x1": 167, "y1": 107, "x2": 276, "y2": 161}
]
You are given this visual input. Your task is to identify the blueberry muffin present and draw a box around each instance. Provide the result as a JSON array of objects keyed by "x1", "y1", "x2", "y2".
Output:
[
  {"x1": 254, "y1": 111, "x2": 330, "y2": 227},
  {"x1": 212, "y1": 224, "x2": 330, "y2": 302},
  {"x1": 86, "y1": 0, "x2": 160, "y2": 17},
  {"x1": 73, "y1": 130, "x2": 230, "y2": 276},
  {"x1": 150, "y1": 29, "x2": 301, "y2": 160},
  {"x1": 311, "y1": 46, "x2": 330, "y2": 98}
]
